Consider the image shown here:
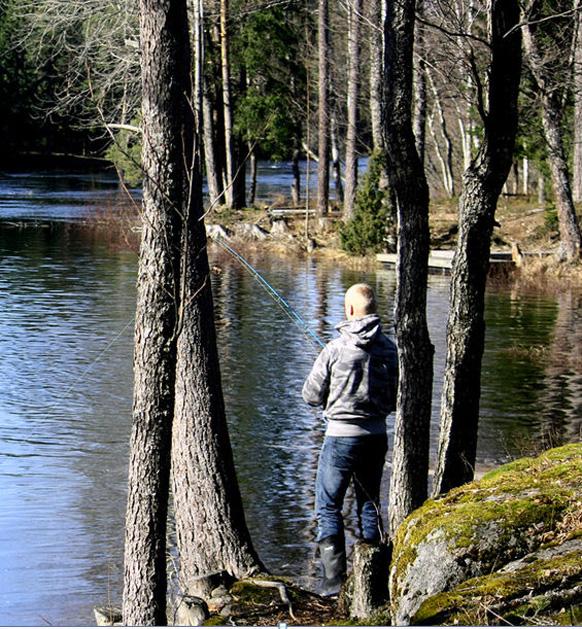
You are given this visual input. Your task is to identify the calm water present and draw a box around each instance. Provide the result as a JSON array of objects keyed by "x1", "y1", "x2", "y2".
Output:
[{"x1": 0, "y1": 170, "x2": 580, "y2": 625}]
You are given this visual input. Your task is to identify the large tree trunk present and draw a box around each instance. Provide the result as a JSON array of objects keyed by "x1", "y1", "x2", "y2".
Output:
[
  {"x1": 343, "y1": 0, "x2": 362, "y2": 220},
  {"x1": 171, "y1": 158, "x2": 264, "y2": 598},
  {"x1": 433, "y1": 0, "x2": 522, "y2": 496},
  {"x1": 220, "y1": 0, "x2": 235, "y2": 209},
  {"x1": 122, "y1": 0, "x2": 192, "y2": 623},
  {"x1": 317, "y1": 0, "x2": 330, "y2": 216},
  {"x1": 383, "y1": 0, "x2": 434, "y2": 536},
  {"x1": 522, "y1": 10, "x2": 582, "y2": 260}
]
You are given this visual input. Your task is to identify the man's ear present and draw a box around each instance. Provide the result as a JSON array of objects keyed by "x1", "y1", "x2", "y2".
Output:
[{"x1": 349, "y1": 304, "x2": 354, "y2": 317}]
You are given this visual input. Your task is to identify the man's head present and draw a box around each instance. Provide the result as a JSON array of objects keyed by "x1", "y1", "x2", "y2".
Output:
[{"x1": 344, "y1": 283, "x2": 377, "y2": 320}]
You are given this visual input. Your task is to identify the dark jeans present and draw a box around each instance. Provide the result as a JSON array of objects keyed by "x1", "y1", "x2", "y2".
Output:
[{"x1": 315, "y1": 434, "x2": 388, "y2": 543}]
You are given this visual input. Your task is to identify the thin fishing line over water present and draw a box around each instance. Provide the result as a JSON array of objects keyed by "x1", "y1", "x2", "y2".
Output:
[{"x1": 214, "y1": 237, "x2": 326, "y2": 351}]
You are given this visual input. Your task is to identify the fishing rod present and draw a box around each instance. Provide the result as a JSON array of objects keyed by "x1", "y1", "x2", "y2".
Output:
[{"x1": 214, "y1": 236, "x2": 326, "y2": 351}]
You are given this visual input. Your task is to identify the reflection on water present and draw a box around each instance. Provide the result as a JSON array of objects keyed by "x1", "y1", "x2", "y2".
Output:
[{"x1": 0, "y1": 188, "x2": 580, "y2": 625}]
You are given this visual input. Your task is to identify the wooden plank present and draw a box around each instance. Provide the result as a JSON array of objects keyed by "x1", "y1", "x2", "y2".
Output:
[{"x1": 376, "y1": 250, "x2": 515, "y2": 271}]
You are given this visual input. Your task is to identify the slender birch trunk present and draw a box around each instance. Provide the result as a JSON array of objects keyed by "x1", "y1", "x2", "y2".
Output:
[
  {"x1": 248, "y1": 142, "x2": 257, "y2": 206},
  {"x1": 331, "y1": 114, "x2": 344, "y2": 203},
  {"x1": 427, "y1": 67, "x2": 455, "y2": 197},
  {"x1": 317, "y1": 0, "x2": 330, "y2": 216},
  {"x1": 369, "y1": 0, "x2": 385, "y2": 152},
  {"x1": 344, "y1": 0, "x2": 362, "y2": 220},
  {"x1": 220, "y1": 0, "x2": 234, "y2": 209},
  {"x1": 523, "y1": 17, "x2": 582, "y2": 260},
  {"x1": 413, "y1": 0, "x2": 427, "y2": 166}
]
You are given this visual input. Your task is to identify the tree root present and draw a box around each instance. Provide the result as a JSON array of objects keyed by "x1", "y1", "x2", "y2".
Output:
[{"x1": 243, "y1": 578, "x2": 297, "y2": 621}]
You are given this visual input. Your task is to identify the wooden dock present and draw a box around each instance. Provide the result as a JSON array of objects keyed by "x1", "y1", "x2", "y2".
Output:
[{"x1": 376, "y1": 250, "x2": 514, "y2": 273}]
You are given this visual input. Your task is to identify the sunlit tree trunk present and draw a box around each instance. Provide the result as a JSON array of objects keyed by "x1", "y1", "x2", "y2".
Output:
[
  {"x1": 383, "y1": 0, "x2": 434, "y2": 536},
  {"x1": 331, "y1": 114, "x2": 344, "y2": 203},
  {"x1": 369, "y1": 0, "x2": 385, "y2": 152},
  {"x1": 434, "y1": 0, "x2": 522, "y2": 495},
  {"x1": 523, "y1": 8, "x2": 582, "y2": 260},
  {"x1": 122, "y1": 0, "x2": 191, "y2": 622},
  {"x1": 248, "y1": 143, "x2": 257, "y2": 206},
  {"x1": 413, "y1": 0, "x2": 426, "y2": 166},
  {"x1": 317, "y1": 0, "x2": 330, "y2": 216},
  {"x1": 202, "y1": 89, "x2": 222, "y2": 207},
  {"x1": 172, "y1": 138, "x2": 264, "y2": 597},
  {"x1": 427, "y1": 67, "x2": 455, "y2": 197},
  {"x1": 523, "y1": 156, "x2": 529, "y2": 196},
  {"x1": 220, "y1": 0, "x2": 235, "y2": 209},
  {"x1": 344, "y1": 0, "x2": 362, "y2": 220},
  {"x1": 572, "y1": 4, "x2": 582, "y2": 202}
]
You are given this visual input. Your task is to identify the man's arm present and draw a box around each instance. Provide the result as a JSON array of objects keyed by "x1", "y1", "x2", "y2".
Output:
[{"x1": 302, "y1": 346, "x2": 332, "y2": 407}]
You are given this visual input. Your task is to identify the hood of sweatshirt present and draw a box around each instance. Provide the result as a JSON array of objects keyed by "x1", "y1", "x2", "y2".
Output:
[{"x1": 335, "y1": 314, "x2": 382, "y2": 348}]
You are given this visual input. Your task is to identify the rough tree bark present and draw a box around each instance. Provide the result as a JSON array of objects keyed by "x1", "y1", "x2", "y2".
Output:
[
  {"x1": 171, "y1": 151, "x2": 264, "y2": 598},
  {"x1": 574, "y1": 5, "x2": 582, "y2": 202},
  {"x1": 317, "y1": 0, "x2": 330, "y2": 216},
  {"x1": 383, "y1": 0, "x2": 434, "y2": 536},
  {"x1": 433, "y1": 0, "x2": 522, "y2": 496},
  {"x1": 122, "y1": 0, "x2": 191, "y2": 623},
  {"x1": 522, "y1": 4, "x2": 582, "y2": 261},
  {"x1": 343, "y1": 0, "x2": 362, "y2": 220}
]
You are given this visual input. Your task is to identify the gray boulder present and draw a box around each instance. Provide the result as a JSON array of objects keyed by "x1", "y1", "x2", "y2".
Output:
[
  {"x1": 206, "y1": 223, "x2": 232, "y2": 241},
  {"x1": 233, "y1": 223, "x2": 269, "y2": 241},
  {"x1": 389, "y1": 444, "x2": 582, "y2": 625}
]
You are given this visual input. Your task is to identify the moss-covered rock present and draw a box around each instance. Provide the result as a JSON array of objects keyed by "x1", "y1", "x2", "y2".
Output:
[
  {"x1": 389, "y1": 444, "x2": 582, "y2": 625},
  {"x1": 412, "y1": 537, "x2": 582, "y2": 625}
]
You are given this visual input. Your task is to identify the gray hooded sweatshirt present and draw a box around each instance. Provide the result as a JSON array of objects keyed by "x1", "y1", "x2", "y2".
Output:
[{"x1": 302, "y1": 314, "x2": 398, "y2": 437}]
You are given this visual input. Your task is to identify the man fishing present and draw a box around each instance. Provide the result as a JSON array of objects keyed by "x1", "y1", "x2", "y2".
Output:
[{"x1": 302, "y1": 283, "x2": 398, "y2": 596}]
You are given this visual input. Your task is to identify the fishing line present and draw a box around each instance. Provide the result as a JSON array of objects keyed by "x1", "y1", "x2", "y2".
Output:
[{"x1": 214, "y1": 236, "x2": 326, "y2": 351}]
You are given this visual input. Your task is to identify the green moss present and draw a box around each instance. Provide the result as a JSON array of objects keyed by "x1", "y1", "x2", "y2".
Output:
[
  {"x1": 412, "y1": 549, "x2": 582, "y2": 625},
  {"x1": 391, "y1": 444, "x2": 582, "y2": 606},
  {"x1": 230, "y1": 581, "x2": 284, "y2": 606},
  {"x1": 203, "y1": 614, "x2": 226, "y2": 626}
]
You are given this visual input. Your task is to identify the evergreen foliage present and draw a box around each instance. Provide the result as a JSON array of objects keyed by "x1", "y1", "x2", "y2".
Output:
[
  {"x1": 232, "y1": 5, "x2": 305, "y2": 160},
  {"x1": 340, "y1": 151, "x2": 394, "y2": 255},
  {"x1": 105, "y1": 123, "x2": 142, "y2": 187}
]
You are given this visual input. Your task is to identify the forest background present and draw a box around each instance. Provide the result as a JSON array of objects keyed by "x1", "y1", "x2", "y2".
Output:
[{"x1": 1, "y1": 0, "x2": 581, "y2": 263}]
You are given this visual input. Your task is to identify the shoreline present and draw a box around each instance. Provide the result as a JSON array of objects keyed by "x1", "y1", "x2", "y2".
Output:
[{"x1": 1, "y1": 212, "x2": 581, "y2": 289}]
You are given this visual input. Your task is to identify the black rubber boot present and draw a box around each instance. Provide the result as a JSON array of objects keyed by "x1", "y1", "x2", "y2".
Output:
[{"x1": 318, "y1": 535, "x2": 346, "y2": 596}]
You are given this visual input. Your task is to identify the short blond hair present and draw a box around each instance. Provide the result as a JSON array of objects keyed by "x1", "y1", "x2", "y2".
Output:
[{"x1": 345, "y1": 283, "x2": 377, "y2": 317}]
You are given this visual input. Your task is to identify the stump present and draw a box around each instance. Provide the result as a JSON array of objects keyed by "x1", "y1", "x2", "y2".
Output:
[{"x1": 349, "y1": 541, "x2": 390, "y2": 619}]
